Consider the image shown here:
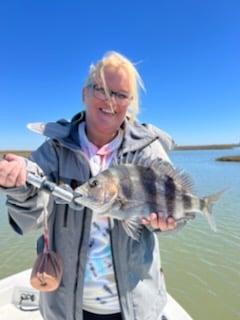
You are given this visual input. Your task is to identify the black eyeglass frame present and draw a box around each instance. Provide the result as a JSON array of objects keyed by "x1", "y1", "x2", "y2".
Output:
[{"x1": 87, "y1": 83, "x2": 133, "y2": 104}]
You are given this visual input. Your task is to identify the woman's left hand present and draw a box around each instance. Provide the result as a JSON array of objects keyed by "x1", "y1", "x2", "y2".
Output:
[{"x1": 141, "y1": 212, "x2": 176, "y2": 231}]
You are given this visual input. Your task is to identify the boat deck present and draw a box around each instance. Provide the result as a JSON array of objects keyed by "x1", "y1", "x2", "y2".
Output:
[
  {"x1": 0, "y1": 304, "x2": 41, "y2": 320},
  {"x1": 0, "y1": 269, "x2": 192, "y2": 320}
]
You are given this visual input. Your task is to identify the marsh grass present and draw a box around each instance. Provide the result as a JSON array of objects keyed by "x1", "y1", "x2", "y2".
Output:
[
  {"x1": 0, "y1": 150, "x2": 31, "y2": 158},
  {"x1": 216, "y1": 155, "x2": 240, "y2": 162}
]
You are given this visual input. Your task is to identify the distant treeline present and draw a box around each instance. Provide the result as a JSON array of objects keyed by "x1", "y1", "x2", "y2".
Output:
[
  {"x1": 174, "y1": 143, "x2": 240, "y2": 162},
  {"x1": 0, "y1": 150, "x2": 31, "y2": 158},
  {"x1": 174, "y1": 143, "x2": 240, "y2": 150},
  {"x1": 0, "y1": 143, "x2": 240, "y2": 160}
]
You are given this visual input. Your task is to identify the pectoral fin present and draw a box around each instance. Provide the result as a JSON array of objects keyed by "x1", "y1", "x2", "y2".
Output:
[
  {"x1": 121, "y1": 217, "x2": 143, "y2": 241},
  {"x1": 117, "y1": 197, "x2": 144, "y2": 210}
]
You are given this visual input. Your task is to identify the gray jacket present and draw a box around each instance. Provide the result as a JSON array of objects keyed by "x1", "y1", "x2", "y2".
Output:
[{"x1": 5, "y1": 112, "x2": 175, "y2": 320}]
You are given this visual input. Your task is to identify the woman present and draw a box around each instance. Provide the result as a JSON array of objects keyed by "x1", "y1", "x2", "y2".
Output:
[{"x1": 0, "y1": 51, "x2": 178, "y2": 320}]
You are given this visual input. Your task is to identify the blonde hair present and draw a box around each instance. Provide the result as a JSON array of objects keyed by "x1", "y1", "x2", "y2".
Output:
[{"x1": 84, "y1": 51, "x2": 145, "y2": 120}]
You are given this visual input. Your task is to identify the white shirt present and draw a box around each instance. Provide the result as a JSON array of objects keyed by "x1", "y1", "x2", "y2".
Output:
[{"x1": 79, "y1": 122, "x2": 123, "y2": 314}]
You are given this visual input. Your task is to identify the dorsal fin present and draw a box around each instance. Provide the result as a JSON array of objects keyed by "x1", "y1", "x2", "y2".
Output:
[
  {"x1": 118, "y1": 150, "x2": 143, "y2": 165},
  {"x1": 118, "y1": 151, "x2": 157, "y2": 167},
  {"x1": 118, "y1": 154, "x2": 193, "y2": 193},
  {"x1": 150, "y1": 159, "x2": 193, "y2": 192},
  {"x1": 174, "y1": 169, "x2": 194, "y2": 192}
]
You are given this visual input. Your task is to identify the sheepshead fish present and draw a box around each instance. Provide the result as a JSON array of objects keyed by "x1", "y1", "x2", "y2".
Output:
[{"x1": 74, "y1": 158, "x2": 225, "y2": 240}]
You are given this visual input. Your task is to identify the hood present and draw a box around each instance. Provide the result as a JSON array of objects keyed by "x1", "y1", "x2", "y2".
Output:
[{"x1": 27, "y1": 112, "x2": 85, "y2": 139}]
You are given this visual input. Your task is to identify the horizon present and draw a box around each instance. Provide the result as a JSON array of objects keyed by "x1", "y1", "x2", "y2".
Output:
[
  {"x1": 1, "y1": 0, "x2": 239, "y2": 149},
  {"x1": 1, "y1": 142, "x2": 240, "y2": 153}
]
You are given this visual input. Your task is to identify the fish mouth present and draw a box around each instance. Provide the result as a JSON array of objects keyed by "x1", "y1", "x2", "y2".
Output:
[
  {"x1": 73, "y1": 191, "x2": 88, "y2": 205},
  {"x1": 73, "y1": 193, "x2": 92, "y2": 207},
  {"x1": 73, "y1": 192, "x2": 114, "y2": 213},
  {"x1": 73, "y1": 192, "x2": 105, "y2": 211}
]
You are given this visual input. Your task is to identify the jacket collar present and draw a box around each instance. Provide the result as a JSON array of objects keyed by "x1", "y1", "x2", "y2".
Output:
[{"x1": 27, "y1": 111, "x2": 171, "y2": 153}]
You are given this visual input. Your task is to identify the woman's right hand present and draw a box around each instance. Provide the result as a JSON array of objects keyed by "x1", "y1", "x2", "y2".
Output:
[{"x1": 0, "y1": 153, "x2": 27, "y2": 187}]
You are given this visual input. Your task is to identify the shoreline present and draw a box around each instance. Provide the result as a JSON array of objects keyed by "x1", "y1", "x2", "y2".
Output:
[
  {"x1": 1, "y1": 143, "x2": 240, "y2": 162},
  {"x1": 0, "y1": 150, "x2": 31, "y2": 157},
  {"x1": 174, "y1": 143, "x2": 240, "y2": 150}
]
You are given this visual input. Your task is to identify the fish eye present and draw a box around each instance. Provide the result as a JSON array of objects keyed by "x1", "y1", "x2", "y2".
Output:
[{"x1": 89, "y1": 179, "x2": 98, "y2": 188}]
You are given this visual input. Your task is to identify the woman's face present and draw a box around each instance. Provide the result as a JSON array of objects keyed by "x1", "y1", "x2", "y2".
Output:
[{"x1": 82, "y1": 66, "x2": 132, "y2": 147}]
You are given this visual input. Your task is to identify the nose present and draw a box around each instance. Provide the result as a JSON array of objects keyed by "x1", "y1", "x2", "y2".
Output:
[
  {"x1": 104, "y1": 95, "x2": 116, "y2": 113},
  {"x1": 105, "y1": 92, "x2": 117, "y2": 103}
]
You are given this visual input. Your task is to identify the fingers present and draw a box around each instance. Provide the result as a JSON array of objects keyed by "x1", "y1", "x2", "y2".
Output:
[
  {"x1": 15, "y1": 161, "x2": 27, "y2": 187},
  {"x1": 141, "y1": 212, "x2": 176, "y2": 231},
  {"x1": 4, "y1": 153, "x2": 19, "y2": 161},
  {"x1": 0, "y1": 153, "x2": 26, "y2": 187}
]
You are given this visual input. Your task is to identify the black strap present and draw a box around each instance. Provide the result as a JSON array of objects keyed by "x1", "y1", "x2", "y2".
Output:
[{"x1": 83, "y1": 310, "x2": 122, "y2": 320}]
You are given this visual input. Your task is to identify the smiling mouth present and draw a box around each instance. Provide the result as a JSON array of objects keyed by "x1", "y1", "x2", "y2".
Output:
[{"x1": 100, "y1": 108, "x2": 116, "y2": 115}]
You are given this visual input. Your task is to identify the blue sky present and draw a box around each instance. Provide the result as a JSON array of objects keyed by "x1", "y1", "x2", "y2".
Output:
[{"x1": 1, "y1": 0, "x2": 239, "y2": 150}]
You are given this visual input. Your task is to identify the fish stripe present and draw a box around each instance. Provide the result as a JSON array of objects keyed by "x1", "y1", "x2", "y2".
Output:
[
  {"x1": 138, "y1": 166, "x2": 159, "y2": 210},
  {"x1": 200, "y1": 199, "x2": 205, "y2": 211},
  {"x1": 164, "y1": 176, "x2": 176, "y2": 217},
  {"x1": 182, "y1": 194, "x2": 192, "y2": 210},
  {"x1": 119, "y1": 166, "x2": 135, "y2": 200},
  {"x1": 120, "y1": 165, "x2": 160, "y2": 213}
]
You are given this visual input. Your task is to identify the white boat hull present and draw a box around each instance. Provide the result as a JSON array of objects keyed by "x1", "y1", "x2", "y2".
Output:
[{"x1": 0, "y1": 269, "x2": 192, "y2": 319}]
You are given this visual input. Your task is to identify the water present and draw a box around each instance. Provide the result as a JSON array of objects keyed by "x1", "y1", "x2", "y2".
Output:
[
  {"x1": 0, "y1": 148, "x2": 239, "y2": 319},
  {"x1": 159, "y1": 148, "x2": 240, "y2": 319}
]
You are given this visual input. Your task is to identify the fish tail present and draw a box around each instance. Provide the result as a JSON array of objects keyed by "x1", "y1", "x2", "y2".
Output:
[{"x1": 202, "y1": 189, "x2": 227, "y2": 231}]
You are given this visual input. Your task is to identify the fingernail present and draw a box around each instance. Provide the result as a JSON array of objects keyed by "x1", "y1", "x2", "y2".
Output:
[{"x1": 158, "y1": 212, "x2": 164, "y2": 218}]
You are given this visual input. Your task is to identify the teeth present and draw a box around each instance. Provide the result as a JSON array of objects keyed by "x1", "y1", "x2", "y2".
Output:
[{"x1": 101, "y1": 108, "x2": 115, "y2": 114}]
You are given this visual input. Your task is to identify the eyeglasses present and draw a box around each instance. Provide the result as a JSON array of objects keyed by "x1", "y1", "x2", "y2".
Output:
[{"x1": 87, "y1": 84, "x2": 133, "y2": 106}]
